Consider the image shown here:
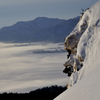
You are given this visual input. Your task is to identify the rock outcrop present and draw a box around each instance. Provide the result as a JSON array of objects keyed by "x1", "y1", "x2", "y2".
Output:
[{"x1": 63, "y1": 7, "x2": 89, "y2": 87}]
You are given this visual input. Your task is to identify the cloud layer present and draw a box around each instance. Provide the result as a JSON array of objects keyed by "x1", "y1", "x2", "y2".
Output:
[{"x1": 0, "y1": 42, "x2": 68, "y2": 93}]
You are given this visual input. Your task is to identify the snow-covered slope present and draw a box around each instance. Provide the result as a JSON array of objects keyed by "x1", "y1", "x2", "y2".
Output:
[
  {"x1": 55, "y1": 1, "x2": 100, "y2": 100},
  {"x1": 0, "y1": 17, "x2": 79, "y2": 43}
]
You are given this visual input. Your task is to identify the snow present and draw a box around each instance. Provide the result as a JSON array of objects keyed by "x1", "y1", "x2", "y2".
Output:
[
  {"x1": 55, "y1": 64, "x2": 100, "y2": 100},
  {"x1": 54, "y1": 1, "x2": 100, "y2": 100},
  {"x1": 0, "y1": 42, "x2": 68, "y2": 93}
]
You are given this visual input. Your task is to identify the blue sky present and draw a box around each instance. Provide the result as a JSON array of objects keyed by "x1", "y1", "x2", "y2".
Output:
[{"x1": 0, "y1": 0, "x2": 99, "y2": 28}]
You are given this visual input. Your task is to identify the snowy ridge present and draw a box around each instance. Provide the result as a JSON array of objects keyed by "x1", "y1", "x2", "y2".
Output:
[
  {"x1": 89, "y1": 0, "x2": 100, "y2": 9},
  {"x1": 55, "y1": 1, "x2": 100, "y2": 100}
]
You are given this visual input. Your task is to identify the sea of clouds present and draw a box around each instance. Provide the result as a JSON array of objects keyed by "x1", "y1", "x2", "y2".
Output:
[{"x1": 0, "y1": 42, "x2": 68, "y2": 93}]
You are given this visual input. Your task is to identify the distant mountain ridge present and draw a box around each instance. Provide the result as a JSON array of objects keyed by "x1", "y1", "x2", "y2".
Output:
[{"x1": 0, "y1": 17, "x2": 79, "y2": 43}]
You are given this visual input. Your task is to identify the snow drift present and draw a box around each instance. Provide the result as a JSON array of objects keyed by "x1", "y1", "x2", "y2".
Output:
[{"x1": 55, "y1": 1, "x2": 100, "y2": 100}]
